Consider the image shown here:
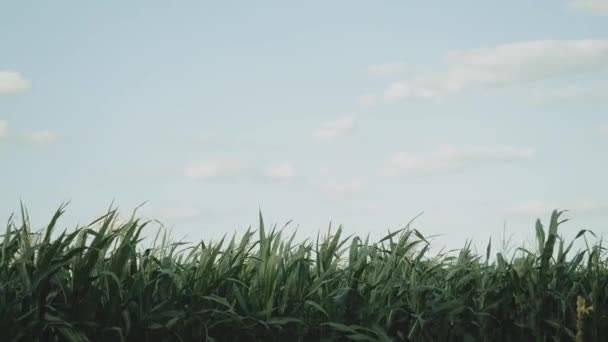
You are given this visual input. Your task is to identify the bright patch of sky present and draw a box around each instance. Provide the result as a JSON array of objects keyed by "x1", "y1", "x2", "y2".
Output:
[{"x1": 1, "y1": 1, "x2": 607, "y2": 250}]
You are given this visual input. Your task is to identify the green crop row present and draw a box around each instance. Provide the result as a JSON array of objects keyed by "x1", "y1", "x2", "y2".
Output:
[{"x1": 0, "y1": 205, "x2": 606, "y2": 341}]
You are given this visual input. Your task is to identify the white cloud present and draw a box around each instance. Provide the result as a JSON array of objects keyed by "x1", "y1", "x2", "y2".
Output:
[
  {"x1": 0, "y1": 120, "x2": 59, "y2": 145},
  {"x1": 184, "y1": 159, "x2": 245, "y2": 180},
  {"x1": 357, "y1": 94, "x2": 378, "y2": 107},
  {"x1": 0, "y1": 71, "x2": 29, "y2": 95},
  {"x1": 381, "y1": 144, "x2": 535, "y2": 176},
  {"x1": 185, "y1": 160, "x2": 296, "y2": 183},
  {"x1": 569, "y1": 0, "x2": 608, "y2": 15},
  {"x1": 264, "y1": 162, "x2": 294, "y2": 182},
  {"x1": 312, "y1": 117, "x2": 354, "y2": 143},
  {"x1": 384, "y1": 83, "x2": 441, "y2": 100},
  {"x1": 367, "y1": 63, "x2": 405, "y2": 77},
  {"x1": 531, "y1": 84, "x2": 608, "y2": 103},
  {"x1": 507, "y1": 199, "x2": 607, "y2": 217},
  {"x1": 0, "y1": 120, "x2": 8, "y2": 140},
  {"x1": 23, "y1": 130, "x2": 60, "y2": 144},
  {"x1": 382, "y1": 152, "x2": 451, "y2": 176},
  {"x1": 318, "y1": 179, "x2": 362, "y2": 198},
  {"x1": 435, "y1": 144, "x2": 535, "y2": 161},
  {"x1": 507, "y1": 200, "x2": 559, "y2": 217},
  {"x1": 382, "y1": 40, "x2": 608, "y2": 101}
]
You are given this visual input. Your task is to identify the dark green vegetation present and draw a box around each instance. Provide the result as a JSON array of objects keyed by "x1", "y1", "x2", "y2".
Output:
[{"x1": 0, "y1": 205, "x2": 606, "y2": 341}]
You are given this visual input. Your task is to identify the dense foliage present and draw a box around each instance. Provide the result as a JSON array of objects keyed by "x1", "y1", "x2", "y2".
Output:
[{"x1": 0, "y1": 205, "x2": 606, "y2": 341}]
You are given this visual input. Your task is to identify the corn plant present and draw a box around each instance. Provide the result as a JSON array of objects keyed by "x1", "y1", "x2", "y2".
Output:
[{"x1": 0, "y1": 206, "x2": 606, "y2": 341}]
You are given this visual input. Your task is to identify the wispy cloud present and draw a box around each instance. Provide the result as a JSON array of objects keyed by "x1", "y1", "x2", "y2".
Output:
[
  {"x1": 569, "y1": 0, "x2": 608, "y2": 15},
  {"x1": 312, "y1": 117, "x2": 354, "y2": 143},
  {"x1": 318, "y1": 179, "x2": 362, "y2": 199},
  {"x1": 0, "y1": 120, "x2": 59, "y2": 145},
  {"x1": 357, "y1": 94, "x2": 378, "y2": 107},
  {"x1": 531, "y1": 84, "x2": 608, "y2": 104},
  {"x1": 264, "y1": 162, "x2": 295, "y2": 182},
  {"x1": 507, "y1": 200, "x2": 559, "y2": 217},
  {"x1": 381, "y1": 144, "x2": 535, "y2": 176},
  {"x1": 0, "y1": 121, "x2": 8, "y2": 140},
  {"x1": 507, "y1": 199, "x2": 608, "y2": 217},
  {"x1": 184, "y1": 158, "x2": 246, "y2": 180},
  {"x1": 379, "y1": 40, "x2": 608, "y2": 101},
  {"x1": 598, "y1": 124, "x2": 608, "y2": 136},
  {"x1": 0, "y1": 71, "x2": 29, "y2": 95},
  {"x1": 23, "y1": 130, "x2": 60, "y2": 144},
  {"x1": 367, "y1": 63, "x2": 405, "y2": 77},
  {"x1": 435, "y1": 144, "x2": 535, "y2": 161},
  {"x1": 184, "y1": 159, "x2": 296, "y2": 183}
]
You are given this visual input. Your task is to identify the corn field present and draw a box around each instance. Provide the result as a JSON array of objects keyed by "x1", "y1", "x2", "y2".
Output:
[{"x1": 0, "y1": 205, "x2": 606, "y2": 341}]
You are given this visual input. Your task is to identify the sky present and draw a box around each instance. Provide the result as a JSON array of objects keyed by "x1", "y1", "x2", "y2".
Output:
[{"x1": 1, "y1": 0, "x2": 607, "y2": 251}]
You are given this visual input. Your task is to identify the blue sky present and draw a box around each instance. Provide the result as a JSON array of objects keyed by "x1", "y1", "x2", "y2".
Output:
[{"x1": 1, "y1": 1, "x2": 607, "y2": 250}]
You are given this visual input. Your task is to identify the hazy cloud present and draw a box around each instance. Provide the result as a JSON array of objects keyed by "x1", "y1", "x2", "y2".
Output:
[
  {"x1": 0, "y1": 71, "x2": 29, "y2": 95},
  {"x1": 531, "y1": 84, "x2": 608, "y2": 104},
  {"x1": 569, "y1": 0, "x2": 608, "y2": 15},
  {"x1": 382, "y1": 144, "x2": 535, "y2": 176},
  {"x1": 0, "y1": 121, "x2": 8, "y2": 140},
  {"x1": 264, "y1": 162, "x2": 295, "y2": 182},
  {"x1": 435, "y1": 144, "x2": 535, "y2": 161},
  {"x1": 507, "y1": 199, "x2": 608, "y2": 217},
  {"x1": 357, "y1": 94, "x2": 378, "y2": 107},
  {"x1": 381, "y1": 40, "x2": 608, "y2": 101},
  {"x1": 312, "y1": 117, "x2": 354, "y2": 143},
  {"x1": 367, "y1": 63, "x2": 405, "y2": 77},
  {"x1": 184, "y1": 159, "x2": 298, "y2": 183},
  {"x1": 184, "y1": 159, "x2": 246, "y2": 180},
  {"x1": 0, "y1": 120, "x2": 59, "y2": 145},
  {"x1": 23, "y1": 130, "x2": 60, "y2": 144},
  {"x1": 318, "y1": 179, "x2": 362, "y2": 199}
]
